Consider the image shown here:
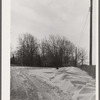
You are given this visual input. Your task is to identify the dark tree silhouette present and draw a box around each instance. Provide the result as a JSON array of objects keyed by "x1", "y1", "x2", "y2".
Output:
[
  {"x1": 16, "y1": 33, "x2": 39, "y2": 66},
  {"x1": 40, "y1": 35, "x2": 75, "y2": 68},
  {"x1": 11, "y1": 33, "x2": 87, "y2": 68},
  {"x1": 72, "y1": 47, "x2": 87, "y2": 66}
]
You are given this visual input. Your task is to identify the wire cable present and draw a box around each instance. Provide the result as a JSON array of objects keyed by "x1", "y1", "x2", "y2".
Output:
[{"x1": 77, "y1": 9, "x2": 90, "y2": 47}]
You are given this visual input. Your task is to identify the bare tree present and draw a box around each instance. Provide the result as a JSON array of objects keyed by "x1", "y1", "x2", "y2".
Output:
[
  {"x1": 72, "y1": 47, "x2": 87, "y2": 66},
  {"x1": 40, "y1": 35, "x2": 75, "y2": 68},
  {"x1": 12, "y1": 33, "x2": 87, "y2": 67},
  {"x1": 78, "y1": 48, "x2": 87, "y2": 65},
  {"x1": 16, "y1": 33, "x2": 39, "y2": 66}
]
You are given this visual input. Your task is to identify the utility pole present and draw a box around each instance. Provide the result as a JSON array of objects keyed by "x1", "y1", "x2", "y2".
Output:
[{"x1": 89, "y1": 0, "x2": 93, "y2": 65}]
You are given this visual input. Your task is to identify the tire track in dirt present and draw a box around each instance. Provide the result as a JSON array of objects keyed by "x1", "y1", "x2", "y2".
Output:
[{"x1": 11, "y1": 68, "x2": 72, "y2": 100}]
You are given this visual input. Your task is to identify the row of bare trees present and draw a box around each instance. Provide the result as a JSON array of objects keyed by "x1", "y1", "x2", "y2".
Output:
[{"x1": 11, "y1": 33, "x2": 87, "y2": 67}]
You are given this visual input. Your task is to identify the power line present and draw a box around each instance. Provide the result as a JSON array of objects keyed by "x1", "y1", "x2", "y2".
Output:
[{"x1": 77, "y1": 9, "x2": 90, "y2": 47}]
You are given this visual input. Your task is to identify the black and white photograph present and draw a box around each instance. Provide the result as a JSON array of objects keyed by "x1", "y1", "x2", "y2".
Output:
[{"x1": 10, "y1": 0, "x2": 98, "y2": 100}]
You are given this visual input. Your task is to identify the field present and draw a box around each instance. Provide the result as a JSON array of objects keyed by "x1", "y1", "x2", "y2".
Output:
[{"x1": 11, "y1": 67, "x2": 95, "y2": 100}]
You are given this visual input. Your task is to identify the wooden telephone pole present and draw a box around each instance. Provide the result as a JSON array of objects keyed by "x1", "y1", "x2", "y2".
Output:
[{"x1": 89, "y1": 0, "x2": 93, "y2": 65}]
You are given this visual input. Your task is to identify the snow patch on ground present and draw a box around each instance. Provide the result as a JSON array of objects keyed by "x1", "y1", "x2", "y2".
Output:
[{"x1": 11, "y1": 66, "x2": 95, "y2": 100}]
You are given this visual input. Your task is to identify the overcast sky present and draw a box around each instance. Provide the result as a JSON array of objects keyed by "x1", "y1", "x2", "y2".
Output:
[{"x1": 11, "y1": 0, "x2": 97, "y2": 65}]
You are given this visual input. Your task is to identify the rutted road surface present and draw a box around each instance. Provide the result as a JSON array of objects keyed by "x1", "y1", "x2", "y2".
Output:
[
  {"x1": 11, "y1": 67, "x2": 72, "y2": 100},
  {"x1": 11, "y1": 67, "x2": 95, "y2": 100}
]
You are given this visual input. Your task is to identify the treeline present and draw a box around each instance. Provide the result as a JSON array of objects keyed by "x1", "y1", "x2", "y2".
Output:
[{"x1": 11, "y1": 33, "x2": 87, "y2": 68}]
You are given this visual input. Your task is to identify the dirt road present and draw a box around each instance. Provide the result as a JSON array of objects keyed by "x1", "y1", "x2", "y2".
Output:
[
  {"x1": 11, "y1": 67, "x2": 95, "y2": 100},
  {"x1": 11, "y1": 67, "x2": 72, "y2": 100}
]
